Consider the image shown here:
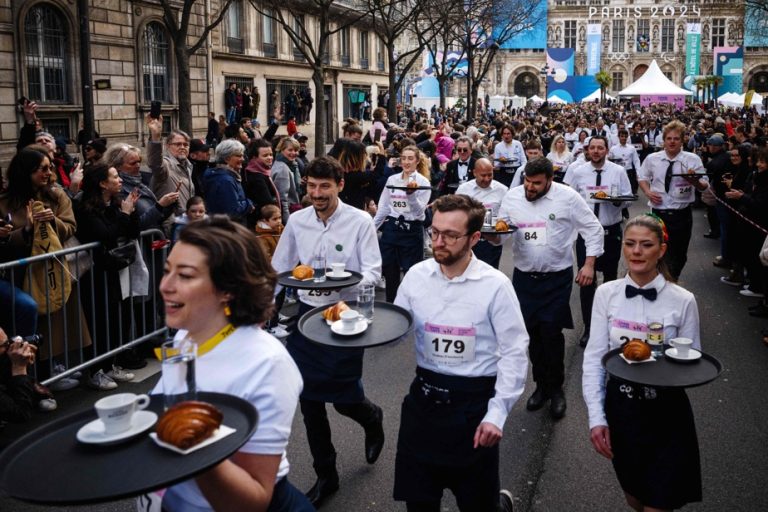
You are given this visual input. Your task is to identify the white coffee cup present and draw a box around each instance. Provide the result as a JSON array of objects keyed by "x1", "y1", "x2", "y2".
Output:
[
  {"x1": 94, "y1": 393, "x2": 150, "y2": 434},
  {"x1": 670, "y1": 337, "x2": 693, "y2": 358},
  {"x1": 330, "y1": 262, "x2": 346, "y2": 277},
  {"x1": 340, "y1": 309, "x2": 360, "y2": 331}
]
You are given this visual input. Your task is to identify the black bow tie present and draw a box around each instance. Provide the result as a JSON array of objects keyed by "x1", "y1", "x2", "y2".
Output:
[
  {"x1": 458, "y1": 161, "x2": 468, "y2": 167},
  {"x1": 625, "y1": 285, "x2": 657, "y2": 301}
]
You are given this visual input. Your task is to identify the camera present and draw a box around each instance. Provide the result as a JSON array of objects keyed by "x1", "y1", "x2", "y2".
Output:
[{"x1": 7, "y1": 334, "x2": 42, "y2": 347}]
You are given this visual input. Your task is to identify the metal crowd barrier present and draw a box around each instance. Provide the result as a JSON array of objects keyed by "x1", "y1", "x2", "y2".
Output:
[{"x1": 0, "y1": 229, "x2": 169, "y2": 387}]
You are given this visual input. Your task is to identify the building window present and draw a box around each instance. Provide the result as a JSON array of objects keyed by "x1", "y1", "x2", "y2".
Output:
[
  {"x1": 611, "y1": 71, "x2": 624, "y2": 91},
  {"x1": 612, "y1": 20, "x2": 625, "y2": 53},
  {"x1": 359, "y1": 31, "x2": 369, "y2": 69},
  {"x1": 225, "y1": 75, "x2": 253, "y2": 94},
  {"x1": 563, "y1": 20, "x2": 576, "y2": 49},
  {"x1": 292, "y1": 15, "x2": 305, "y2": 60},
  {"x1": 376, "y1": 37, "x2": 385, "y2": 71},
  {"x1": 142, "y1": 22, "x2": 170, "y2": 103},
  {"x1": 711, "y1": 18, "x2": 726, "y2": 48},
  {"x1": 496, "y1": 63, "x2": 503, "y2": 88},
  {"x1": 663, "y1": 71, "x2": 673, "y2": 81},
  {"x1": 23, "y1": 4, "x2": 69, "y2": 103},
  {"x1": 262, "y1": 9, "x2": 277, "y2": 57},
  {"x1": 637, "y1": 19, "x2": 650, "y2": 52},
  {"x1": 224, "y1": 0, "x2": 244, "y2": 53},
  {"x1": 340, "y1": 27, "x2": 350, "y2": 66},
  {"x1": 661, "y1": 19, "x2": 675, "y2": 52}
]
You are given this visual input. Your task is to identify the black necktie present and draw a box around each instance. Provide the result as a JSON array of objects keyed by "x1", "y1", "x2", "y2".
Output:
[
  {"x1": 625, "y1": 285, "x2": 657, "y2": 301},
  {"x1": 593, "y1": 169, "x2": 602, "y2": 217},
  {"x1": 664, "y1": 160, "x2": 675, "y2": 192}
]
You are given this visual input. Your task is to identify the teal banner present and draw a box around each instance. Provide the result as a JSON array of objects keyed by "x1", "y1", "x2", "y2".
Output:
[{"x1": 685, "y1": 23, "x2": 701, "y2": 77}]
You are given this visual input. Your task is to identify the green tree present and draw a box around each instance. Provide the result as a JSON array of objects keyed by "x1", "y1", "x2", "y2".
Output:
[{"x1": 594, "y1": 70, "x2": 612, "y2": 106}]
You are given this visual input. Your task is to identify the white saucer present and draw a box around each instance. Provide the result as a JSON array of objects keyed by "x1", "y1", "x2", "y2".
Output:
[
  {"x1": 76, "y1": 410, "x2": 158, "y2": 445},
  {"x1": 665, "y1": 347, "x2": 702, "y2": 362},
  {"x1": 327, "y1": 271, "x2": 352, "y2": 280},
  {"x1": 331, "y1": 318, "x2": 368, "y2": 336}
]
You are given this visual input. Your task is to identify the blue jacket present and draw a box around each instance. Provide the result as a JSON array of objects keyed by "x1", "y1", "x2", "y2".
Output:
[{"x1": 201, "y1": 166, "x2": 253, "y2": 223}]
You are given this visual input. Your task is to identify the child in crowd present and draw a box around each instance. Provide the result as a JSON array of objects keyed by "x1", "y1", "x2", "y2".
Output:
[
  {"x1": 254, "y1": 204, "x2": 282, "y2": 260},
  {"x1": 171, "y1": 196, "x2": 207, "y2": 242}
]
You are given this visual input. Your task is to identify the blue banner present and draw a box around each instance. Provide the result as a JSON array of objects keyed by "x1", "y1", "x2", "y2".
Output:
[
  {"x1": 744, "y1": 6, "x2": 768, "y2": 47},
  {"x1": 586, "y1": 24, "x2": 602, "y2": 76},
  {"x1": 499, "y1": 0, "x2": 547, "y2": 50}
]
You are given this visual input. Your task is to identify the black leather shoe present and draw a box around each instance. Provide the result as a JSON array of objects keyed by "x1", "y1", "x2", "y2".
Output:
[
  {"x1": 579, "y1": 331, "x2": 590, "y2": 348},
  {"x1": 549, "y1": 391, "x2": 567, "y2": 420},
  {"x1": 364, "y1": 405, "x2": 385, "y2": 464},
  {"x1": 526, "y1": 388, "x2": 548, "y2": 411},
  {"x1": 305, "y1": 471, "x2": 339, "y2": 509}
]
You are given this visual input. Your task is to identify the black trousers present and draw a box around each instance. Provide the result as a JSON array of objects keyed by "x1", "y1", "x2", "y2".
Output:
[
  {"x1": 653, "y1": 207, "x2": 693, "y2": 280},
  {"x1": 575, "y1": 224, "x2": 622, "y2": 331},
  {"x1": 299, "y1": 397, "x2": 380, "y2": 476},
  {"x1": 472, "y1": 239, "x2": 503, "y2": 269}
]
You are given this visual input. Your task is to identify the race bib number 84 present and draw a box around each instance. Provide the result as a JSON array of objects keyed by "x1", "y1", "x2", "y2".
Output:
[
  {"x1": 517, "y1": 221, "x2": 547, "y2": 245},
  {"x1": 424, "y1": 322, "x2": 476, "y2": 366}
]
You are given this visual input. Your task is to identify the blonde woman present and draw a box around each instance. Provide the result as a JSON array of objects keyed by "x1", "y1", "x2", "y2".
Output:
[
  {"x1": 546, "y1": 134, "x2": 575, "y2": 172},
  {"x1": 373, "y1": 146, "x2": 431, "y2": 301}
]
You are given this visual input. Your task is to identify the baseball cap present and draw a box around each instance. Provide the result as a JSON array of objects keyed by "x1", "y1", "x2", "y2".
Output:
[
  {"x1": 706, "y1": 134, "x2": 725, "y2": 146},
  {"x1": 189, "y1": 139, "x2": 210, "y2": 153}
]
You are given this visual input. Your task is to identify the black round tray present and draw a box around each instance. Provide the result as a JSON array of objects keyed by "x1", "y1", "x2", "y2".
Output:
[
  {"x1": 387, "y1": 185, "x2": 434, "y2": 191},
  {"x1": 601, "y1": 347, "x2": 723, "y2": 388},
  {"x1": 480, "y1": 225, "x2": 518, "y2": 235},
  {"x1": 592, "y1": 195, "x2": 639, "y2": 202},
  {"x1": 298, "y1": 300, "x2": 413, "y2": 349},
  {"x1": 277, "y1": 270, "x2": 363, "y2": 290},
  {"x1": 0, "y1": 392, "x2": 258, "y2": 505}
]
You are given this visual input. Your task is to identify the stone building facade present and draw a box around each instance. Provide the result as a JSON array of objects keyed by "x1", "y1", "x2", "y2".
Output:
[
  {"x1": 0, "y1": 0, "x2": 387, "y2": 166},
  {"x1": 487, "y1": 0, "x2": 768, "y2": 100}
]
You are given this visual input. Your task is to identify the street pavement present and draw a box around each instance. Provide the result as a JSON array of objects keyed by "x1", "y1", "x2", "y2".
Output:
[{"x1": 2, "y1": 197, "x2": 768, "y2": 511}]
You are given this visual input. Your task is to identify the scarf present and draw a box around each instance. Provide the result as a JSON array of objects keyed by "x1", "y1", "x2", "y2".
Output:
[{"x1": 245, "y1": 158, "x2": 281, "y2": 210}]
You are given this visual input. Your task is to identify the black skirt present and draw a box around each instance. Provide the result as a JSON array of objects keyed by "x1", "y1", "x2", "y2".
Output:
[{"x1": 605, "y1": 379, "x2": 702, "y2": 509}]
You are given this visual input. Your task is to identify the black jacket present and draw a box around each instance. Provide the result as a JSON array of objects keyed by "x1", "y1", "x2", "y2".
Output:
[{"x1": 441, "y1": 157, "x2": 476, "y2": 194}]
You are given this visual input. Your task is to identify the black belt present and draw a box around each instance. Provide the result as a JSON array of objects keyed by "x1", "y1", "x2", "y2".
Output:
[
  {"x1": 652, "y1": 206, "x2": 691, "y2": 216},
  {"x1": 415, "y1": 367, "x2": 496, "y2": 405},
  {"x1": 514, "y1": 267, "x2": 571, "y2": 280}
]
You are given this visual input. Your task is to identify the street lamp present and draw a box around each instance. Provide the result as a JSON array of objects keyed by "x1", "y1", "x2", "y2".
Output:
[{"x1": 540, "y1": 64, "x2": 556, "y2": 101}]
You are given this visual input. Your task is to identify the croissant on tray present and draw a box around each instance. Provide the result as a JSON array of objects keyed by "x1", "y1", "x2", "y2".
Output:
[
  {"x1": 156, "y1": 401, "x2": 223, "y2": 450},
  {"x1": 593, "y1": 190, "x2": 609, "y2": 199},
  {"x1": 292, "y1": 265, "x2": 314, "y2": 280},
  {"x1": 322, "y1": 301, "x2": 350, "y2": 322},
  {"x1": 495, "y1": 219, "x2": 509, "y2": 232},
  {"x1": 622, "y1": 339, "x2": 651, "y2": 361}
]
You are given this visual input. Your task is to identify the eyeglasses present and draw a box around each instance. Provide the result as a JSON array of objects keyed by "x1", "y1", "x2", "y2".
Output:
[
  {"x1": 457, "y1": 147, "x2": 470, "y2": 153},
  {"x1": 428, "y1": 227, "x2": 469, "y2": 245},
  {"x1": 169, "y1": 142, "x2": 190, "y2": 148}
]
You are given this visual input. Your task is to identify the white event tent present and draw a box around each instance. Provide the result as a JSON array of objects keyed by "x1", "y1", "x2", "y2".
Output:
[
  {"x1": 547, "y1": 94, "x2": 568, "y2": 104},
  {"x1": 580, "y1": 89, "x2": 616, "y2": 103},
  {"x1": 617, "y1": 60, "x2": 692, "y2": 98},
  {"x1": 528, "y1": 95, "x2": 544, "y2": 104}
]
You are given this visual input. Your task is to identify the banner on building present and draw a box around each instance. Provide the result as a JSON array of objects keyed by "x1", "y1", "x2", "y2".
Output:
[
  {"x1": 586, "y1": 24, "x2": 602, "y2": 76},
  {"x1": 546, "y1": 48, "x2": 574, "y2": 79},
  {"x1": 685, "y1": 24, "x2": 701, "y2": 77},
  {"x1": 714, "y1": 46, "x2": 744, "y2": 95},
  {"x1": 500, "y1": 0, "x2": 547, "y2": 49},
  {"x1": 744, "y1": 6, "x2": 768, "y2": 47},
  {"x1": 547, "y1": 75, "x2": 600, "y2": 103}
]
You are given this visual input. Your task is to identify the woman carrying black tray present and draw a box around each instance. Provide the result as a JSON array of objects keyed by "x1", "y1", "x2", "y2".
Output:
[{"x1": 582, "y1": 214, "x2": 703, "y2": 511}]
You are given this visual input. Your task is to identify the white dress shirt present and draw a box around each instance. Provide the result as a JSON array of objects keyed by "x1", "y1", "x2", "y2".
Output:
[
  {"x1": 373, "y1": 172, "x2": 431, "y2": 227},
  {"x1": 497, "y1": 182, "x2": 604, "y2": 272},
  {"x1": 455, "y1": 179, "x2": 509, "y2": 217},
  {"x1": 394, "y1": 256, "x2": 530, "y2": 429},
  {"x1": 562, "y1": 155, "x2": 588, "y2": 184},
  {"x1": 564, "y1": 161, "x2": 631, "y2": 227},
  {"x1": 157, "y1": 326, "x2": 303, "y2": 511},
  {"x1": 546, "y1": 151, "x2": 575, "y2": 170},
  {"x1": 582, "y1": 274, "x2": 701, "y2": 429},
  {"x1": 456, "y1": 159, "x2": 471, "y2": 182},
  {"x1": 609, "y1": 143, "x2": 642, "y2": 171},
  {"x1": 639, "y1": 150, "x2": 707, "y2": 210},
  {"x1": 272, "y1": 200, "x2": 382, "y2": 307},
  {"x1": 493, "y1": 140, "x2": 527, "y2": 169}
]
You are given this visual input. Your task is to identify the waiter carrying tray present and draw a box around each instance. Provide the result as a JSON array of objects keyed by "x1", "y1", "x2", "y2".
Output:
[
  {"x1": 564, "y1": 135, "x2": 632, "y2": 347},
  {"x1": 455, "y1": 158, "x2": 509, "y2": 268},
  {"x1": 272, "y1": 157, "x2": 384, "y2": 509},
  {"x1": 393, "y1": 194, "x2": 527, "y2": 512},
  {"x1": 638, "y1": 120, "x2": 708, "y2": 280},
  {"x1": 498, "y1": 157, "x2": 604, "y2": 420}
]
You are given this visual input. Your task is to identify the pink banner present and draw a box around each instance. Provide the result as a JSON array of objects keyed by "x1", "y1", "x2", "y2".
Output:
[{"x1": 640, "y1": 95, "x2": 686, "y2": 108}]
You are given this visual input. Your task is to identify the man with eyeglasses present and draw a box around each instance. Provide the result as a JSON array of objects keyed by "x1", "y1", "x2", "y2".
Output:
[
  {"x1": 146, "y1": 115, "x2": 195, "y2": 229},
  {"x1": 498, "y1": 157, "x2": 603, "y2": 420},
  {"x1": 456, "y1": 158, "x2": 509, "y2": 268},
  {"x1": 441, "y1": 136, "x2": 476, "y2": 194},
  {"x1": 393, "y1": 194, "x2": 527, "y2": 512}
]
